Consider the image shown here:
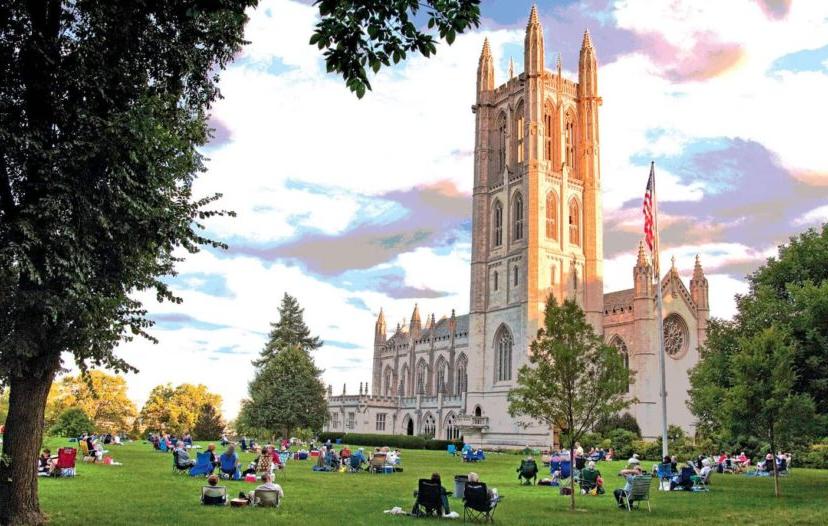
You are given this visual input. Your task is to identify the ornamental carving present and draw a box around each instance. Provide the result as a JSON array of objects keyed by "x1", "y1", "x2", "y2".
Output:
[{"x1": 663, "y1": 314, "x2": 688, "y2": 358}]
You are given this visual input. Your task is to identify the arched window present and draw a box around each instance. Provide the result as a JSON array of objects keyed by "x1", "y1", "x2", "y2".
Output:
[
  {"x1": 496, "y1": 112, "x2": 507, "y2": 174},
  {"x1": 610, "y1": 336, "x2": 630, "y2": 393},
  {"x1": 515, "y1": 101, "x2": 525, "y2": 165},
  {"x1": 569, "y1": 199, "x2": 580, "y2": 246},
  {"x1": 493, "y1": 200, "x2": 503, "y2": 247},
  {"x1": 493, "y1": 270, "x2": 499, "y2": 291},
  {"x1": 445, "y1": 413, "x2": 460, "y2": 441},
  {"x1": 663, "y1": 314, "x2": 689, "y2": 359},
  {"x1": 565, "y1": 111, "x2": 576, "y2": 172},
  {"x1": 543, "y1": 102, "x2": 554, "y2": 163},
  {"x1": 513, "y1": 265, "x2": 519, "y2": 286},
  {"x1": 513, "y1": 193, "x2": 524, "y2": 241},
  {"x1": 416, "y1": 359, "x2": 428, "y2": 395},
  {"x1": 546, "y1": 191, "x2": 558, "y2": 240},
  {"x1": 494, "y1": 325, "x2": 513, "y2": 382},
  {"x1": 436, "y1": 358, "x2": 448, "y2": 394},
  {"x1": 455, "y1": 354, "x2": 468, "y2": 395},
  {"x1": 399, "y1": 365, "x2": 409, "y2": 396},
  {"x1": 383, "y1": 366, "x2": 394, "y2": 396},
  {"x1": 422, "y1": 413, "x2": 436, "y2": 439}
]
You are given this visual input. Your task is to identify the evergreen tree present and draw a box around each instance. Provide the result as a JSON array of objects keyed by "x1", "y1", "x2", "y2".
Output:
[
  {"x1": 193, "y1": 403, "x2": 226, "y2": 441},
  {"x1": 49, "y1": 408, "x2": 94, "y2": 439},
  {"x1": 240, "y1": 344, "x2": 327, "y2": 439},
  {"x1": 256, "y1": 293, "x2": 322, "y2": 366},
  {"x1": 508, "y1": 296, "x2": 633, "y2": 511}
]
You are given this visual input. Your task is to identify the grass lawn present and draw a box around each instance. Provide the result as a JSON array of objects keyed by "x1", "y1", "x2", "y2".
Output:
[{"x1": 37, "y1": 438, "x2": 828, "y2": 525}]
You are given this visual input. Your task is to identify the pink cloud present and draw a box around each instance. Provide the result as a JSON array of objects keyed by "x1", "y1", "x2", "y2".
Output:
[{"x1": 639, "y1": 31, "x2": 745, "y2": 82}]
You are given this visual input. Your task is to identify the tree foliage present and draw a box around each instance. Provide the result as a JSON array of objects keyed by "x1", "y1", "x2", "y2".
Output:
[
  {"x1": 256, "y1": 293, "x2": 322, "y2": 366},
  {"x1": 508, "y1": 296, "x2": 633, "y2": 510},
  {"x1": 193, "y1": 403, "x2": 226, "y2": 441},
  {"x1": 45, "y1": 371, "x2": 137, "y2": 434},
  {"x1": 139, "y1": 383, "x2": 222, "y2": 436},
  {"x1": 49, "y1": 408, "x2": 94, "y2": 439},
  {"x1": 310, "y1": 0, "x2": 481, "y2": 97},
  {"x1": 690, "y1": 225, "x2": 828, "y2": 448},
  {"x1": 239, "y1": 344, "x2": 327, "y2": 439},
  {"x1": 0, "y1": 388, "x2": 8, "y2": 425},
  {"x1": 593, "y1": 412, "x2": 641, "y2": 438},
  {"x1": 724, "y1": 327, "x2": 817, "y2": 496}
]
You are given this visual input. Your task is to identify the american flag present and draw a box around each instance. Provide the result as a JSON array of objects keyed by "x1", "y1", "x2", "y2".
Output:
[{"x1": 643, "y1": 162, "x2": 655, "y2": 251}]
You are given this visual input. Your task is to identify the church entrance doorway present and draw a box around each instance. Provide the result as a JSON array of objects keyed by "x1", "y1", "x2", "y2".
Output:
[{"x1": 406, "y1": 418, "x2": 414, "y2": 435}]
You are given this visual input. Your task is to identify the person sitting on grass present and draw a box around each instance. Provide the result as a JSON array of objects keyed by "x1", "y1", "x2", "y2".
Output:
[
  {"x1": 37, "y1": 449, "x2": 55, "y2": 477},
  {"x1": 174, "y1": 441, "x2": 196, "y2": 470},
  {"x1": 206, "y1": 444, "x2": 220, "y2": 472},
  {"x1": 580, "y1": 460, "x2": 603, "y2": 494},
  {"x1": 613, "y1": 458, "x2": 642, "y2": 508},
  {"x1": 340, "y1": 446, "x2": 351, "y2": 460}
]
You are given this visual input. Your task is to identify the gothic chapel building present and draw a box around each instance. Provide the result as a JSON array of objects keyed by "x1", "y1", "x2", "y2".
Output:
[{"x1": 324, "y1": 7, "x2": 709, "y2": 446}]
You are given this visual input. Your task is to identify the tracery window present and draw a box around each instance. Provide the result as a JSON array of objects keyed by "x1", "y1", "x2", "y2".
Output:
[
  {"x1": 513, "y1": 193, "x2": 524, "y2": 241},
  {"x1": 445, "y1": 414, "x2": 460, "y2": 441},
  {"x1": 416, "y1": 360, "x2": 427, "y2": 395},
  {"x1": 455, "y1": 354, "x2": 468, "y2": 395},
  {"x1": 544, "y1": 104, "x2": 554, "y2": 162},
  {"x1": 495, "y1": 325, "x2": 513, "y2": 382},
  {"x1": 493, "y1": 200, "x2": 503, "y2": 247},
  {"x1": 546, "y1": 192, "x2": 558, "y2": 240},
  {"x1": 497, "y1": 112, "x2": 507, "y2": 174},
  {"x1": 565, "y1": 111, "x2": 576, "y2": 171},
  {"x1": 610, "y1": 336, "x2": 630, "y2": 393},
  {"x1": 663, "y1": 314, "x2": 689, "y2": 359},
  {"x1": 436, "y1": 358, "x2": 448, "y2": 394},
  {"x1": 516, "y1": 102, "x2": 525, "y2": 165},
  {"x1": 569, "y1": 199, "x2": 580, "y2": 246},
  {"x1": 423, "y1": 413, "x2": 436, "y2": 439}
]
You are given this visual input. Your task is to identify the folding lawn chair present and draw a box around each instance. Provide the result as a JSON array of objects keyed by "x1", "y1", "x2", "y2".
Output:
[
  {"x1": 55, "y1": 447, "x2": 77, "y2": 477},
  {"x1": 219, "y1": 454, "x2": 241, "y2": 480},
  {"x1": 691, "y1": 470, "x2": 711, "y2": 491},
  {"x1": 517, "y1": 459, "x2": 538, "y2": 485},
  {"x1": 463, "y1": 482, "x2": 501, "y2": 523},
  {"x1": 190, "y1": 451, "x2": 213, "y2": 477},
  {"x1": 412, "y1": 479, "x2": 446, "y2": 517},
  {"x1": 201, "y1": 486, "x2": 228, "y2": 506},
  {"x1": 620, "y1": 475, "x2": 652, "y2": 511},
  {"x1": 369, "y1": 453, "x2": 389, "y2": 474},
  {"x1": 448, "y1": 444, "x2": 457, "y2": 456},
  {"x1": 579, "y1": 469, "x2": 600, "y2": 494},
  {"x1": 656, "y1": 462, "x2": 673, "y2": 491},
  {"x1": 252, "y1": 489, "x2": 281, "y2": 508}
]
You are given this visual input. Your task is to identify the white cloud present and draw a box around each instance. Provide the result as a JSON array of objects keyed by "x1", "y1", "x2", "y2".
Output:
[{"x1": 793, "y1": 204, "x2": 828, "y2": 226}]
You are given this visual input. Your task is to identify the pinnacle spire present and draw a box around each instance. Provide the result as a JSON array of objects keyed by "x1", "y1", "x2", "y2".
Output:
[
  {"x1": 508, "y1": 57, "x2": 515, "y2": 79},
  {"x1": 582, "y1": 29, "x2": 593, "y2": 49},
  {"x1": 528, "y1": 4, "x2": 540, "y2": 27},
  {"x1": 411, "y1": 303, "x2": 420, "y2": 322},
  {"x1": 637, "y1": 240, "x2": 648, "y2": 266},
  {"x1": 377, "y1": 308, "x2": 385, "y2": 323},
  {"x1": 480, "y1": 37, "x2": 491, "y2": 59},
  {"x1": 556, "y1": 52, "x2": 562, "y2": 70},
  {"x1": 693, "y1": 254, "x2": 705, "y2": 276}
]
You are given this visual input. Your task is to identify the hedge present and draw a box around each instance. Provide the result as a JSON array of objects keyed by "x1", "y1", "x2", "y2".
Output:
[{"x1": 316, "y1": 433, "x2": 463, "y2": 451}]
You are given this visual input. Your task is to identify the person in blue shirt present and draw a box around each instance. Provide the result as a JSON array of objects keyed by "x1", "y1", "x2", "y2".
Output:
[{"x1": 613, "y1": 458, "x2": 642, "y2": 507}]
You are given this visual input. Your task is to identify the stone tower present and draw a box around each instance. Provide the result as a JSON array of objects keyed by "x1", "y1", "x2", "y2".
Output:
[
  {"x1": 371, "y1": 308, "x2": 386, "y2": 396},
  {"x1": 465, "y1": 5, "x2": 604, "y2": 444}
]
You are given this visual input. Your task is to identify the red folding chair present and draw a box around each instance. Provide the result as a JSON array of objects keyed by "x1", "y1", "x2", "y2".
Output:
[{"x1": 55, "y1": 447, "x2": 77, "y2": 476}]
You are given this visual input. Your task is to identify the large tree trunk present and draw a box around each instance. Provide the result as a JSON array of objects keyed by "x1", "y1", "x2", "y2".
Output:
[{"x1": 0, "y1": 371, "x2": 57, "y2": 526}]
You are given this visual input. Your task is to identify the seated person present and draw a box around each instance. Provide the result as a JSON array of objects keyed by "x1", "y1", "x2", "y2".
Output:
[
  {"x1": 240, "y1": 437, "x2": 248, "y2": 452},
  {"x1": 467, "y1": 472, "x2": 494, "y2": 499},
  {"x1": 37, "y1": 449, "x2": 55, "y2": 476},
  {"x1": 323, "y1": 448, "x2": 339, "y2": 470},
  {"x1": 613, "y1": 458, "x2": 643, "y2": 508},
  {"x1": 243, "y1": 449, "x2": 274, "y2": 476},
  {"x1": 412, "y1": 473, "x2": 451, "y2": 516},
  {"x1": 697, "y1": 458, "x2": 713, "y2": 482},
  {"x1": 606, "y1": 448, "x2": 615, "y2": 461},
  {"x1": 220, "y1": 433, "x2": 229, "y2": 446},
  {"x1": 182, "y1": 433, "x2": 193, "y2": 447},
  {"x1": 670, "y1": 465, "x2": 695, "y2": 491},
  {"x1": 206, "y1": 444, "x2": 220, "y2": 471},
  {"x1": 738, "y1": 452, "x2": 749, "y2": 468},
  {"x1": 202, "y1": 475, "x2": 226, "y2": 505},
  {"x1": 244, "y1": 472, "x2": 284, "y2": 506},
  {"x1": 517, "y1": 456, "x2": 539, "y2": 484},
  {"x1": 268, "y1": 446, "x2": 283, "y2": 470},
  {"x1": 173, "y1": 441, "x2": 196, "y2": 469},
  {"x1": 219, "y1": 445, "x2": 239, "y2": 478},
  {"x1": 339, "y1": 446, "x2": 351, "y2": 460},
  {"x1": 580, "y1": 460, "x2": 603, "y2": 494},
  {"x1": 387, "y1": 449, "x2": 399, "y2": 465}
]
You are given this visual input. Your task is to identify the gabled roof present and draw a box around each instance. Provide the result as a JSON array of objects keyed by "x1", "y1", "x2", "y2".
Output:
[{"x1": 603, "y1": 289, "x2": 634, "y2": 310}]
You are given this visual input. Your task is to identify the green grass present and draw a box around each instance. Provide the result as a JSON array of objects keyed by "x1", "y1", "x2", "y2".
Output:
[{"x1": 38, "y1": 438, "x2": 828, "y2": 525}]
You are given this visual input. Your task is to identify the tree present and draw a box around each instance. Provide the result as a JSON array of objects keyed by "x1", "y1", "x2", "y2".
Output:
[
  {"x1": 0, "y1": 3, "x2": 253, "y2": 522},
  {"x1": 0, "y1": 1, "x2": 480, "y2": 522},
  {"x1": 139, "y1": 384, "x2": 222, "y2": 437},
  {"x1": 723, "y1": 327, "x2": 817, "y2": 496},
  {"x1": 593, "y1": 412, "x2": 641, "y2": 438},
  {"x1": 0, "y1": 389, "x2": 8, "y2": 426},
  {"x1": 255, "y1": 293, "x2": 322, "y2": 366},
  {"x1": 508, "y1": 296, "x2": 633, "y2": 511},
  {"x1": 49, "y1": 408, "x2": 94, "y2": 439},
  {"x1": 239, "y1": 345, "x2": 327, "y2": 439},
  {"x1": 45, "y1": 371, "x2": 137, "y2": 434},
  {"x1": 193, "y1": 403, "x2": 226, "y2": 441},
  {"x1": 311, "y1": 0, "x2": 481, "y2": 98}
]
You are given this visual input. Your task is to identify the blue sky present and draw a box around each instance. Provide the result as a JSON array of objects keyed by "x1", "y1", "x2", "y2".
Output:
[{"x1": 107, "y1": 0, "x2": 828, "y2": 417}]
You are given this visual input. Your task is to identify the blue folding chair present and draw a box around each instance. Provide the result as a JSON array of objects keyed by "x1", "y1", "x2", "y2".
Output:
[
  {"x1": 159, "y1": 440, "x2": 168, "y2": 453},
  {"x1": 448, "y1": 444, "x2": 457, "y2": 456},
  {"x1": 559, "y1": 460, "x2": 571, "y2": 480},
  {"x1": 219, "y1": 453, "x2": 241, "y2": 480},
  {"x1": 189, "y1": 452, "x2": 213, "y2": 477}
]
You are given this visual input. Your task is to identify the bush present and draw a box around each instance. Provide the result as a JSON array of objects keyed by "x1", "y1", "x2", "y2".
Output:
[
  {"x1": 633, "y1": 439, "x2": 661, "y2": 461},
  {"x1": 344, "y1": 433, "x2": 426, "y2": 449},
  {"x1": 607, "y1": 429, "x2": 638, "y2": 459},
  {"x1": 50, "y1": 408, "x2": 94, "y2": 438},
  {"x1": 594, "y1": 413, "x2": 641, "y2": 438},
  {"x1": 317, "y1": 432, "x2": 345, "y2": 443},
  {"x1": 798, "y1": 439, "x2": 828, "y2": 469},
  {"x1": 424, "y1": 439, "x2": 464, "y2": 451}
]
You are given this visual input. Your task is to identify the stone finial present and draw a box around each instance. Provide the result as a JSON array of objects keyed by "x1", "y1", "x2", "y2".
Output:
[
  {"x1": 508, "y1": 57, "x2": 515, "y2": 79},
  {"x1": 671, "y1": 255, "x2": 677, "y2": 270},
  {"x1": 342, "y1": 383, "x2": 346, "y2": 395},
  {"x1": 527, "y1": 4, "x2": 540, "y2": 27},
  {"x1": 480, "y1": 37, "x2": 491, "y2": 59},
  {"x1": 636, "y1": 240, "x2": 648, "y2": 266},
  {"x1": 556, "y1": 52, "x2": 562, "y2": 72},
  {"x1": 582, "y1": 29, "x2": 593, "y2": 49}
]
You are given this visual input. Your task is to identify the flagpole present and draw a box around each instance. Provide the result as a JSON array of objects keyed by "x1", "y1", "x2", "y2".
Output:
[{"x1": 651, "y1": 161, "x2": 670, "y2": 458}]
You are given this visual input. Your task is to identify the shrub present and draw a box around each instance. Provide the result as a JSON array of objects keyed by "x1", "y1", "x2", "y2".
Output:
[
  {"x1": 344, "y1": 433, "x2": 426, "y2": 449},
  {"x1": 424, "y1": 439, "x2": 464, "y2": 451},
  {"x1": 317, "y1": 432, "x2": 346, "y2": 443},
  {"x1": 607, "y1": 429, "x2": 637, "y2": 459},
  {"x1": 633, "y1": 439, "x2": 661, "y2": 461},
  {"x1": 594, "y1": 412, "x2": 641, "y2": 438},
  {"x1": 798, "y1": 439, "x2": 828, "y2": 469},
  {"x1": 50, "y1": 408, "x2": 94, "y2": 438}
]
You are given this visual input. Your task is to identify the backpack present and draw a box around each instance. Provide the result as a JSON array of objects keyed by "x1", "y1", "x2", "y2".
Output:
[{"x1": 559, "y1": 487, "x2": 572, "y2": 496}]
